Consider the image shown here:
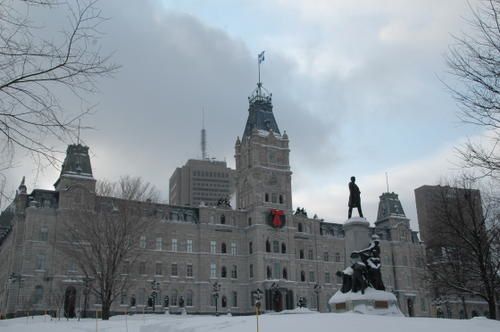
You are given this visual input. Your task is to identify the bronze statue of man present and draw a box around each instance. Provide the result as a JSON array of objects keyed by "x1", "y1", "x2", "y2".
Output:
[{"x1": 348, "y1": 176, "x2": 364, "y2": 218}]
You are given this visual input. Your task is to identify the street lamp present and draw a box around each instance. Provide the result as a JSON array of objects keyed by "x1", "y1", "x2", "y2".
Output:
[
  {"x1": 150, "y1": 279, "x2": 160, "y2": 312},
  {"x1": 313, "y1": 283, "x2": 322, "y2": 311},
  {"x1": 212, "y1": 282, "x2": 221, "y2": 316},
  {"x1": 80, "y1": 276, "x2": 93, "y2": 318},
  {"x1": 252, "y1": 288, "x2": 263, "y2": 332},
  {"x1": 252, "y1": 288, "x2": 263, "y2": 312},
  {"x1": 8, "y1": 273, "x2": 23, "y2": 316}
]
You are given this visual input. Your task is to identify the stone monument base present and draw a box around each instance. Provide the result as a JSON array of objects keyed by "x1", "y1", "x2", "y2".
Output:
[{"x1": 328, "y1": 287, "x2": 403, "y2": 316}]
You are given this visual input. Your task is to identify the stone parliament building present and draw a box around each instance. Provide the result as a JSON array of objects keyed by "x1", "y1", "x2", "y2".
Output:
[{"x1": 0, "y1": 82, "x2": 429, "y2": 318}]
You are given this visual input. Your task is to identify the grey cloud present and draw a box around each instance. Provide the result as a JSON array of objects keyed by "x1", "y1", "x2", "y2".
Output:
[{"x1": 2, "y1": 1, "x2": 338, "y2": 203}]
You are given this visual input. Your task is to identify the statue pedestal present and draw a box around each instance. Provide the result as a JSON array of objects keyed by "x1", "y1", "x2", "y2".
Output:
[
  {"x1": 343, "y1": 217, "x2": 370, "y2": 260},
  {"x1": 328, "y1": 288, "x2": 403, "y2": 316},
  {"x1": 180, "y1": 308, "x2": 187, "y2": 315}
]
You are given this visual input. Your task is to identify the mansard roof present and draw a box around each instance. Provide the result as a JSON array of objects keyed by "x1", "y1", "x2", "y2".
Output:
[
  {"x1": 243, "y1": 83, "x2": 280, "y2": 139},
  {"x1": 60, "y1": 144, "x2": 93, "y2": 178},
  {"x1": 376, "y1": 192, "x2": 407, "y2": 221}
]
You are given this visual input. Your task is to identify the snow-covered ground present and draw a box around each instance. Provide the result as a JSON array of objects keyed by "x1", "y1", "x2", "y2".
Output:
[{"x1": 0, "y1": 311, "x2": 499, "y2": 332}]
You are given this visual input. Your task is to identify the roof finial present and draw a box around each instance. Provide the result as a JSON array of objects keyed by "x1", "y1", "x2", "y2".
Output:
[{"x1": 18, "y1": 176, "x2": 27, "y2": 194}]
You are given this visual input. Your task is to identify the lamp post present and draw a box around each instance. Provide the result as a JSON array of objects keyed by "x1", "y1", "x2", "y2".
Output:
[
  {"x1": 8, "y1": 273, "x2": 23, "y2": 316},
  {"x1": 252, "y1": 288, "x2": 263, "y2": 332},
  {"x1": 212, "y1": 282, "x2": 221, "y2": 316},
  {"x1": 150, "y1": 279, "x2": 160, "y2": 312},
  {"x1": 313, "y1": 283, "x2": 322, "y2": 312},
  {"x1": 252, "y1": 288, "x2": 263, "y2": 312},
  {"x1": 81, "y1": 276, "x2": 93, "y2": 318}
]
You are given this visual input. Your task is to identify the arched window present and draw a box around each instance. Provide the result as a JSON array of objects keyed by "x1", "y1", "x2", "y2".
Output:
[
  {"x1": 267, "y1": 266, "x2": 272, "y2": 279},
  {"x1": 221, "y1": 266, "x2": 227, "y2": 278},
  {"x1": 221, "y1": 295, "x2": 227, "y2": 308},
  {"x1": 221, "y1": 242, "x2": 227, "y2": 254},
  {"x1": 300, "y1": 271, "x2": 306, "y2": 282},
  {"x1": 279, "y1": 195, "x2": 283, "y2": 204},
  {"x1": 33, "y1": 285, "x2": 43, "y2": 304},
  {"x1": 298, "y1": 223, "x2": 303, "y2": 232},
  {"x1": 265, "y1": 240, "x2": 271, "y2": 253},
  {"x1": 281, "y1": 243, "x2": 286, "y2": 254},
  {"x1": 249, "y1": 241, "x2": 253, "y2": 254},
  {"x1": 186, "y1": 290, "x2": 193, "y2": 307},
  {"x1": 220, "y1": 215, "x2": 226, "y2": 224},
  {"x1": 265, "y1": 193, "x2": 269, "y2": 202},
  {"x1": 282, "y1": 268, "x2": 288, "y2": 280}
]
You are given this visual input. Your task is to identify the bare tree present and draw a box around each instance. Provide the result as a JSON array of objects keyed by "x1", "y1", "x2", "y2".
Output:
[
  {"x1": 96, "y1": 176, "x2": 161, "y2": 202},
  {"x1": 426, "y1": 178, "x2": 500, "y2": 319},
  {"x1": 445, "y1": 0, "x2": 500, "y2": 177},
  {"x1": 48, "y1": 287, "x2": 66, "y2": 320},
  {"x1": 60, "y1": 200, "x2": 150, "y2": 320},
  {"x1": 0, "y1": 0, "x2": 118, "y2": 166}
]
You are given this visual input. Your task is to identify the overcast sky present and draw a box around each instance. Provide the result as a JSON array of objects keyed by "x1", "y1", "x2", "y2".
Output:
[{"x1": 3, "y1": 0, "x2": 485, "y2": 229}]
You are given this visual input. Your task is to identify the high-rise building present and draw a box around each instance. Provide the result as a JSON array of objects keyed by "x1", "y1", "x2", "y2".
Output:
[
  {"x1": 415, "y1": 185, "x2": 490, "y2": 318},
  {"x1": 169, "y1": 159, "x2": 233, "y2": 207},
  {"x1": 415, "y1": 185, "x2": 482, "y2": 248}
]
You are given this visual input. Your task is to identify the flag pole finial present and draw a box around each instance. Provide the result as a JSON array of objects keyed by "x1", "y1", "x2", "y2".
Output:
[{"x1": 258, "y1": 51, "x2": 265, "y2": 92}]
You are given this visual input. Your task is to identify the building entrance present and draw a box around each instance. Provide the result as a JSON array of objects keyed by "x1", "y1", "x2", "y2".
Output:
[
  {"x1": 64, "y1": 286, "x2": 76, "y2": 318},
  {"x1": 265, "y1": 288, "x2": 294, "y2": 312}
]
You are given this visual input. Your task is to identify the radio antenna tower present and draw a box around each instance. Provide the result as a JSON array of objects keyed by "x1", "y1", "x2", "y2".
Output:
[{"x1": 201, "y1": 108, "x2": 207, "y2": 160}]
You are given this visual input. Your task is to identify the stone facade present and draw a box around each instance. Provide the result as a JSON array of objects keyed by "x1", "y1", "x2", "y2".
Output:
[{"x1": 0, "y1": 82, "x2": 429, "y2": 318}]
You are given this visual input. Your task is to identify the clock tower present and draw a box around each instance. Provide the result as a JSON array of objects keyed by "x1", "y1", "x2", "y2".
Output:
[{"x1": 234, "y1": 82, "x2": 292, "y2": 221}]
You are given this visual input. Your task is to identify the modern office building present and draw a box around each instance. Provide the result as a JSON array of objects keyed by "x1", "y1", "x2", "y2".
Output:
[
  {"x1": 415, "y1": 185, "x2": 493, "y2": 318},
  {"x1": 169, "y1": 159, "x2": 233, "y2": 207}
]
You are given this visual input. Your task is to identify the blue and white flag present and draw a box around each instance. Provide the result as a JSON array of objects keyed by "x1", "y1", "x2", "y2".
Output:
[{"x1": 258, "y1": 51, "x2": 265, "y2": 64}]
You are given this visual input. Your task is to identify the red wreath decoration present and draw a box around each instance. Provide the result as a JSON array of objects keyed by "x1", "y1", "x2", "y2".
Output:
[{"x1": 271, "y1": 209, "x2": 284, "y2": 228}]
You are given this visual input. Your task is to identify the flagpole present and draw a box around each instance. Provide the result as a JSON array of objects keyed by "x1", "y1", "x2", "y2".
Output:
[{"x1": 258, "y1": 56, "x2": 261, "y2": 86}]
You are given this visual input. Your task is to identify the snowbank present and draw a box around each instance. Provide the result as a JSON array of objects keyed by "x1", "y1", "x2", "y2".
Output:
[{"x1": 0, "y1": 311, "x2": 499, "y2": 332}]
